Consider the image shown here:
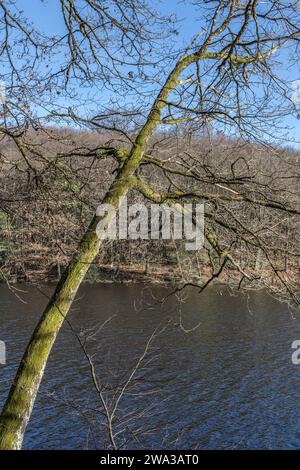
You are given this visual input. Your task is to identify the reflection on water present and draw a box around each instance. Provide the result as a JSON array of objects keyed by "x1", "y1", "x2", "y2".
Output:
[{"x1": 1, "y1": 283, "x2": 300, "y2": 449}]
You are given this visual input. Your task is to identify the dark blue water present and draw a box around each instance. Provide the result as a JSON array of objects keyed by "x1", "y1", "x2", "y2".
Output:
[{"x1": 1, "y1": 284, "x2": 300, "y2": 449}]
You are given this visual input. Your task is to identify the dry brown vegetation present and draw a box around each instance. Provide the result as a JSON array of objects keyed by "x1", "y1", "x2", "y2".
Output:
[{"x1": 1, "y1": 127, "x2": 300, "y2": 293}]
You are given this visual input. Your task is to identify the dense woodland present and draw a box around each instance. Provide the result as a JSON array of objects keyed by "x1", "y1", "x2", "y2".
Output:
[{"x1": 1, "y1": 127, "x2": 300, "y2": 290}]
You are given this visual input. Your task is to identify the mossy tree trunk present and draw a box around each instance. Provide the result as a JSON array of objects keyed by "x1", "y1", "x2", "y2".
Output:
[
  {"x1": 0, "y1": 43, "x2": 270, "y2": 449},
  {"x1": 0, "y1": 53, "x2": 200, "y2": 450}
]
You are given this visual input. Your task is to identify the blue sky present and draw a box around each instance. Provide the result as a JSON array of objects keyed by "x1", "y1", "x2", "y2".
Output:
[{"x1": 18, "y1": 0, "x2": 300, "y2": 147}]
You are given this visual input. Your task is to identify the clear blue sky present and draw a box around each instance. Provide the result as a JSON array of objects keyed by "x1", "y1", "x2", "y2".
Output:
[{"x1": 19, "y1": 0, "x2": 300, "y2": 147}]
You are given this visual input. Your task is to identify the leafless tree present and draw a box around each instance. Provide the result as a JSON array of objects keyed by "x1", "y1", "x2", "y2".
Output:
[{"x1": 1, "y1": 0, "x2": 300, "y2": 449}]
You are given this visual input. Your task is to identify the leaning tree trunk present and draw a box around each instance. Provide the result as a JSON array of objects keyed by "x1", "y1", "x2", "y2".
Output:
[
  {"x1": 1, "y1": 45, "x2": 256, "y2": 449},
  {"x1": 0, "y1": 52, "x2": 199, "y2": 449},
  {"x1": 0, "y1": 141, "x2": 148, "y2": 450}
]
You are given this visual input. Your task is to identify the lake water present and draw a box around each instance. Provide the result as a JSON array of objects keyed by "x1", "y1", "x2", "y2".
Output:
[{"x1": 1, "y1": 283, "x2": 300, "y2": 449}]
